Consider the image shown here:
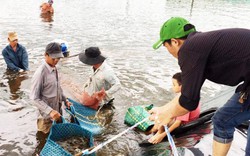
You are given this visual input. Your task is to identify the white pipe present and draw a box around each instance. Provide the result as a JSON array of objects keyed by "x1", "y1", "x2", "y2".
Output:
[{"x1": 81, "y1": 117, "x2": 149, "y2": 155}]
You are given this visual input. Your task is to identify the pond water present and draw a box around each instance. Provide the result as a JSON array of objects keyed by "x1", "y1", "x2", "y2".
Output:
[{"x1": 0, "y1": 0, "x2": 250, "y2": 155}]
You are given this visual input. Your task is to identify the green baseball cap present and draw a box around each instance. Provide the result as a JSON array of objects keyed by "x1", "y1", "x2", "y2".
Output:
[{"x1": 153, "y1": 17, "x2": 196, "y2": 50}]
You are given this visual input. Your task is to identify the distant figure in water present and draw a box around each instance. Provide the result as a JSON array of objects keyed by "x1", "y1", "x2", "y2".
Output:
[
  {"x1": 40, "y1": 0, "x2": 54, "y2": 14},
  {"x1": 2, "y1": 31, "x2": 29, "y2": 72}
]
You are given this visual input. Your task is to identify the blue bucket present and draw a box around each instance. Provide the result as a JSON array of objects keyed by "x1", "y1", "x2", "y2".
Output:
[{"x1": 40, "y1": 118, "x2": 95, "y2": 156}]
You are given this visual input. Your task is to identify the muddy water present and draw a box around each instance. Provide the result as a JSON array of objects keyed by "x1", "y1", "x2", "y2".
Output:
[{"x1": 0, "y1": 0, "x2": 250, "y2": 155}]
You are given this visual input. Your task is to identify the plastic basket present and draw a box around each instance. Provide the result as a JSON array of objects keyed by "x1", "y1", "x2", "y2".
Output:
[
  {"x1": 66, "y1": 98, "x2": 104, "y2": 136},
  {"x1": 124, "y1": 104, "x2": 154, "y2": 131},
  {"x1": 40, "y1": 118, "x2": 95, "y2": 156}
]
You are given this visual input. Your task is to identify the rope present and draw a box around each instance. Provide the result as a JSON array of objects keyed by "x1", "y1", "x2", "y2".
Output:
[
  {"x1": 126, "y1": 108, "x2": 147, "y2": 130},
  {"x1": 87, "y1": 102, "x2": 104, "y2": 121},
  {"x1": 164, "y1": 126, "x2": 179, "y2": 156},
  {"x1": 86, "y1": 98, "x2": 115, "y2": 122},
  {"x1": 62, "y1": 53, "x2": 80, "y2": 58},
  {"x1": 77, "y1": 117, "x2": 149, "y2": 155},
  {"x1": 75, "y1": 111, "x2": 100, "y2": 126},
  {"x1": 65, "y1": 107, "x2": 100, "y2": 126},
  {"x1": 66, "y1": 98, "x2": 115, "y2": 126}
]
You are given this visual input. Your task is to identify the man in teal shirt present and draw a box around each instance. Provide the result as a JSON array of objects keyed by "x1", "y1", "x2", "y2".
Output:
[{"x1": 2, "y1": 32, "x2": 29, "y2": 72}]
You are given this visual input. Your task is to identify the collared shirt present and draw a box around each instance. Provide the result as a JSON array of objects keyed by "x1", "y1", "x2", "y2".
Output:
[
  {"x1": 178, "y1": 28, "x2": 250, "y2": 111},
  {"x1": 83, "y1": 60, "x2": 121, "y2": 104},
  {"x1": 30, "y1": 61, "x2": 66, "y2": 119},
  {"x1": 2, "y1": 43, "x2": 29, "y2": 71}
]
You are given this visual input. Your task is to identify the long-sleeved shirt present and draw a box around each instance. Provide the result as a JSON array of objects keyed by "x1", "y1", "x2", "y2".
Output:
[
  {"x1": 83, "y1": 60, "x2": 121, "y2": 104},
  {"x1": 30, "y1": 61, "x2": 66, "y2": 119},
  {"x1": 178, "y1": 28, "x2": 250, "y2": 111},
  {"x1": 2, "y1": 44, "x2": 29, "y2": 71}
]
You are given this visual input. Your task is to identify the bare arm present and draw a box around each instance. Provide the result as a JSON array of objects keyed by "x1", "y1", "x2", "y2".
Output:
[
  {"x1": 149, "y1": 94, "x2": 190, "y2": 126},
  {"x1": 168, "y1": 120, "x2": 182, "y2": 133}
]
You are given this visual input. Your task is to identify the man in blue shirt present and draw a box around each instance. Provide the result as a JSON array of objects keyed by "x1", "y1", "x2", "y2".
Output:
[{"x1": 2, "y1": 32, "x2": 29, "y2": 72}]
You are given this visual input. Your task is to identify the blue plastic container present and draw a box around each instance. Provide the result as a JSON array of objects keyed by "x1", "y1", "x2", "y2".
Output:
[
  {"x1": 66, "y1": 98, "x2": 104, "y2": 136},
  {"x1": 40, "y1": 118, "x2": 95, "y2": 156}
]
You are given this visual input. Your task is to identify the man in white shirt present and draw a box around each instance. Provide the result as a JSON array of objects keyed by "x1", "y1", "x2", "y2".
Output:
[{"x1": 78, "y1": 47, "x2": 121, "y2": 110}]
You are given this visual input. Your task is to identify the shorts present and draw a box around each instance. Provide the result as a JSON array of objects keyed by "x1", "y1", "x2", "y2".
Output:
[
  {"x1": 212, "y1": 92, "x2": 250, "y2": 144},
  {"x1": 37, "y1": 118, "x2": 52, "y2": 134}
]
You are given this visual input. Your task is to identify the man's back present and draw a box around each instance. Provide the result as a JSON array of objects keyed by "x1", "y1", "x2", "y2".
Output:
[{"x1": 179, "y1": 28, "x2": 250, "y2": 101}]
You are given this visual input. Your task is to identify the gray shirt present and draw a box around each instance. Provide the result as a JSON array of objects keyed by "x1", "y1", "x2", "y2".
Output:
[
  {"x1": 83, "y1": 61, "x2": 121, "y2": 104},
  {"x1": 30, "y1": 61, "x2": 66, "y2": 119}
]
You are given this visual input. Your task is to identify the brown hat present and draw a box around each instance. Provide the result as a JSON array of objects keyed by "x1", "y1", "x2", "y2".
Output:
[
  {"x1": 79, "y1": 47, "x2": 106, "y2": 65},
  {"x1": 8, "y1": 32, "x2": 18, "y2": 41},
  {"x1": 45, "y1": 42, "x2": 64, "y2": 58}
]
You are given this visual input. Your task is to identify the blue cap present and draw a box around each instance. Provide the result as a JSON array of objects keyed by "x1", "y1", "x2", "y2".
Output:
[{"x1": 61, "y1": 43, "x2": 68, "y2": 53}]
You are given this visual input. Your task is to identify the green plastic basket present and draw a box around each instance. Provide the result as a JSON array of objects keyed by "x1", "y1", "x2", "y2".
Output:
[{"x1": 124, "y1": 104, "x2": 154, "y2": 131}]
